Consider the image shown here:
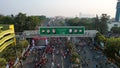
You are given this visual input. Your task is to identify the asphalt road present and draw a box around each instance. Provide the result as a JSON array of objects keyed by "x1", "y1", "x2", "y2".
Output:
[
  {"x1": 18, "y1": 37, "x2": 72, "y2": 68},
  {"x1": 18, "y1": 18, "x2": 119, "y2": 68},
  {"x1": 75, "y1": 37, "x2": 118, "y2": 68}
]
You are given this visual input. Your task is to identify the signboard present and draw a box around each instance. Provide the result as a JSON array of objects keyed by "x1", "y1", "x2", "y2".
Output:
[{"x1": 39, "y1": 26, "x2": 85, "y2": 36}]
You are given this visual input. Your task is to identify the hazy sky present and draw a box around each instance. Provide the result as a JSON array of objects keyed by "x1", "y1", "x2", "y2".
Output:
[{"x1": 0, "y1": 0, "x2": 117, "y2": 17}]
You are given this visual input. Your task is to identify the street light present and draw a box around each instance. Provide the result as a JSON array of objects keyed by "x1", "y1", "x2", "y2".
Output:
[
  {"x1": 52, "y1": 29, "x2": 56, "y2": 34},
  {"x1": 74, "y1": 29, "x2": 78, "y2": 33},
  {"x1": 69, "y1": 29, "x2": 72, "y2": 33},
  {"x1": 79, "y1": 30, "x2": 82, "y2": 32},
  {"x1": 47, "y1": 29, "x2": 50, "y2": 34},
  {"x1": 42, "y1": 30, "x2": 45, "y2": 33}
]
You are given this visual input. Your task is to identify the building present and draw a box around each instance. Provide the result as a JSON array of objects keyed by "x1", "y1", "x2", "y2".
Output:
[
  {"x1": 0, "y1": 24, "x2": 16, "y2": 52},
  {"x1": 107, "y1": 0, "x2": 120, "y2": 31},
  {"x1": 115, "y1": 0, "x2": 120, "y2": 22},
  {"x1": 107, "y1": 22, "x2": 120, "y2": 31}
]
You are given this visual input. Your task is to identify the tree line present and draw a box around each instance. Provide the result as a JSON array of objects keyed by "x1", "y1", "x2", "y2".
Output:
[
  {"x1": 0, "y1": 13, "x2": 110, "y2": 34},
  {"x1": 0, "y1": 13, "x2": 47, "y2": 67},
  {"x1": 65, "y1": 14, "x2": 110, "y2": 34},
  {"x1": 0, "y1": 40, "x2": 29, "y2": 68},
  {"x1": 95, "y1": 32, "x2": 120, "y2": 64},
  {"x1": 0, "y1": 13, "x2": 46, "y2": 32}
]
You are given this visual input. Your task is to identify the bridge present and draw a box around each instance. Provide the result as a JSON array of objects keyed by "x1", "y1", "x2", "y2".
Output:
[{"x1": 16, "y1": 30, "x2": 98, "y2": 38}]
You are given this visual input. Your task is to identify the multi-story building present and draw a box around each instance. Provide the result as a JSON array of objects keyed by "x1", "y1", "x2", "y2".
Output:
[
  {"x1": 108, "y1": 0, "x2": 120, "y2": 31},
  {"x1": 115, "y1": 0, "x2": 120, "y2": 22},
  {"x1": 0, "y1": 24, "x2": 16, "y2": 52}
]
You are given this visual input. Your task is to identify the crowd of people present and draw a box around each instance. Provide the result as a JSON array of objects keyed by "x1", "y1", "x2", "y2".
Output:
[{"x1": 30, "y1": 37, "x2": 70, "y2": 68}]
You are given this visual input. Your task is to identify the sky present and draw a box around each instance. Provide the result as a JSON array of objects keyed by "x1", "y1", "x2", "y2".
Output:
[{"x1": 0, "y1": 0, "x2": 117, "y2": 18}]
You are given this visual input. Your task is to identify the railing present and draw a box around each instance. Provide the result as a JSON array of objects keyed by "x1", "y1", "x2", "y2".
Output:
[
  {"x1": 0, "y1": 34, "x2": 15, "y2": 46},
  {"x1": 0, "y1": 39, "x2": 14, "y2": 52},
  {"x1": 0, "y1": 30, "x2": 14, "y2": 39}
]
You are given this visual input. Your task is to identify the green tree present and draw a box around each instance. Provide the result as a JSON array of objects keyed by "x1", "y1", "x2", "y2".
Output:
[
  {"x1": 14, "y1": 13, "x2": 27, "y2": 32},
  {"x1": 65, "y1": 17, "x2": 95, "y2": 29},
  {"x1": 94, "y1": 14, "x2": 109, "y2": 34},
  {"x1": 19, "y1": 40, "x2": 29, "y2": 48},
  {"x1": 94, "y1": 15, "x2": 100, "y2": 31},
  {"x1": 0, "y1": 15, "x2": 14, "y2": 24},
  {"x1": 1, "y1": 40, "x2": 29, "y2": 63},
  {"x1": 0, "y1": 13, "x2": 46, "y2": 32},
  {"x1": 66, "y1": 17, "x2": 80, "y2": 26},
  {"x1": 100, "y1": 14, "x2": 109, "y2": 34},
  {"x1": 26, "y1": 16, "x2": 40, "y2": 30},
  {"x1": 0, "y1": 58, "x2": 7, "y2": 68},
  {"x1": 71, "y1": 52, "x2": 80, "y2": 64},
  {"x1": 104, "y1": 38, "x2": 118, "y2": 58},
  {"x1": 1, "y1": 45, "x2": 16, "y2": 62}
]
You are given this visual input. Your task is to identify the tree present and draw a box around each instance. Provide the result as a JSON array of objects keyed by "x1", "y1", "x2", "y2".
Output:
[
  {"x1": 39, "y1": 15, "x2": 46, "y2": 20},
  {"x1": 1, "y1": 45, "x2": 16, "y2": 63},
  {"x1": 100, "y1": 14, "x2": 109, "y2": 34},
  {"x1": 66, "y1": 17, "x2": 79, "y2": 26},
  {"x1": 104, "y1": 38, "x2": 118, "y2": 58},
  {"x1": 14, "y1": 13, "x2": 27, "y2": 32},
  {"x1": 0, "y1": 15, "x2": 14, "y2": 24},
  {"x1": 1, "y1": 40, "x2": 29, "y2": 64},
  {"x1": 19, "y1": 40, "x2": 29, "y2": 48},
  {"x1": 65, "y1": 17, "x2": 95, "y2": 30},
  {"x1": 0, "y1": 13, "x2": 46, "y2": 32},
  {"x1": 26, "y1": 16, "x2": 40, "y2": 30},
  {"x1": 94, "y1": 15, "x2": 100, "y2": 31},
  {"x1": 66, "y1": 42, "x2": 81, "y2": 64},
  {"x1": 71, "y1": 52, "x2": 80, "y2": 63},
  {"x1": 0, "y1": 58, "x2": 7, "y2": 68},
  {"x1": 94, "y1": 14, "x2": 109, "y2": 34},
  {"x1": 95, "y1": 32, "x2": 106, "y2": 44}
]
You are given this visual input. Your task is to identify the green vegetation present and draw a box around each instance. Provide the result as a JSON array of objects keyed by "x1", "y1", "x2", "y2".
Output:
[
  {"x1": 0, "y1": 39, "x2": 29, "y2": 67},
  {"x1": 0, "y1": 25, "x2": 9, "y2": 30},
  {"x1": 104, "y1": 38, "x2": 120, "y2": 58},
  {"x1": 0, "y1": 13, "x2": 47, "y2": 32},
  {"x1": 59, "y1": 21, "x2": 65, "y2": 26},
  {"x1": 0, "y1": 58, "x2": 7, "y2": 68},
  {"x1": 96, "y1": 33, "x2": 120, "y2": 57},
  {"x1": 94, "y1": 14, "x2": 109, "y2": 34},
  {"x1": 95, "y1": 32, "x2": 106, "y2": 44},
  {"x1": 65, "y1": 17, "x2": 95, "y2": 30},
  {"x1": 66, "y1": 42, "x2": 81, "y2": 64},
  {"x1": 65, "y1": 14, "x2": 109, "y2": 34},
  {"x1": 95, "y1": 33, "x2": 120, "y2": 66}
]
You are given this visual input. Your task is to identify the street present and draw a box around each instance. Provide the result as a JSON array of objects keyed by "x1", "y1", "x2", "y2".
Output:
[
  {"x1": 18, "y1": 37, "x2": 118, "y2": 68},
  {"x1": 18, "y1": 18, "x2": 118, "y2": 68}
]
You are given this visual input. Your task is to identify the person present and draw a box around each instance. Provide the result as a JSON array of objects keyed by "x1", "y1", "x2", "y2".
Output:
[
  {"x1": 57, "y1": 63, "x2": 60, "y2": 68},
  {"x1": 51, "y1": 62, "x2": 54, "y2": 68}
]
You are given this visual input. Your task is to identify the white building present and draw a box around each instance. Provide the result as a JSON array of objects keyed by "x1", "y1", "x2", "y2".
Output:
[{"x1": 107, "y1": 22, "x2": 120, "y2": 31}]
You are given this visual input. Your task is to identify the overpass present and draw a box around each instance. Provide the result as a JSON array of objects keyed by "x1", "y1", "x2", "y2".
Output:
[{"x1": 16, "y1": 30, "x2": 98, "y2": 38}]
